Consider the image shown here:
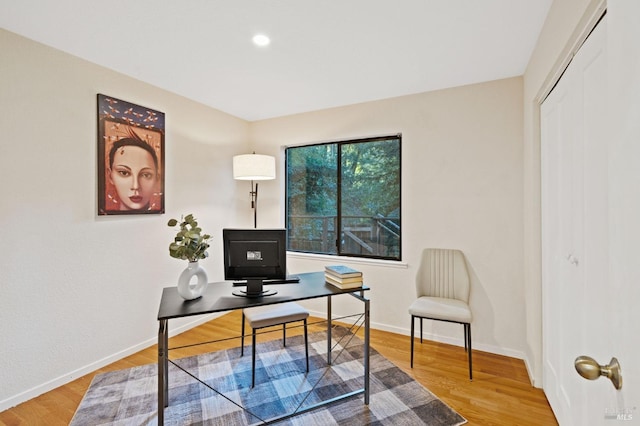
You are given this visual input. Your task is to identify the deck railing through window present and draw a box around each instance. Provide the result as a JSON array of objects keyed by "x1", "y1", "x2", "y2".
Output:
[{"x1": 287, "y1": 215, "x2": 400, "y2": 259}]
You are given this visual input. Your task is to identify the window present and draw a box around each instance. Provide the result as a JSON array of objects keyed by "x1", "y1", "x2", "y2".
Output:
[{"x1": 285, "y1": 135, "x2": 401, "y2": 260}]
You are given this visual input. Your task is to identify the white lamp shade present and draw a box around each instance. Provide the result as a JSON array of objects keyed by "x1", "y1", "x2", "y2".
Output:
[{"x1": 233, "y1": 154, "x2": 276, "y2": 181}]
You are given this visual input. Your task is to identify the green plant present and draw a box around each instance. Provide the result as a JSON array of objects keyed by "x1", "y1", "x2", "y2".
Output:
[{"x1": 167, "y1": 214, "x2": 211, "y2": 262}]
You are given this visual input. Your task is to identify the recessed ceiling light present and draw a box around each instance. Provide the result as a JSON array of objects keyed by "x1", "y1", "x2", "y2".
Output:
[{"x1": 252, "y1": 34, "x2": 271, "y2": 47}]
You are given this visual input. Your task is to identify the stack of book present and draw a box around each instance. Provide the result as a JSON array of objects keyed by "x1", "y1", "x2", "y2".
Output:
[{"x1": 324, "y1": 265, "x2": 363, "y2": 289}]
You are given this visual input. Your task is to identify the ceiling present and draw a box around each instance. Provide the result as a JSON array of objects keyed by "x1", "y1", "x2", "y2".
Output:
[{"x1": 1, "y1": 0, "x2": 552, "y2": 121}]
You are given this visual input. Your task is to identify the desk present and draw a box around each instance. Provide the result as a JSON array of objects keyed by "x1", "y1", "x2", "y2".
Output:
[{"x1": 157, "y1": 271, "x2": 370, "y2": 425}]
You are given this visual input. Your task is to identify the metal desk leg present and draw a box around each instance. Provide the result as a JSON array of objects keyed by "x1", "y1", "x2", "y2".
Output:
[
  {"x1": 158, "y1": 319, "x2": 168, "y2": 425},
  {"x1": 364, "y1": 298, "x2": 370, "y2": 404},
  {"x1": 327, "y1": 295, "x2": 332, "y2": 365}
]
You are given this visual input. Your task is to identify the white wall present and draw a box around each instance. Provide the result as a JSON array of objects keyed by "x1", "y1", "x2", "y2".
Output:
[
  {"x1": 0, "y1": 29, "x2": 251, "y2": 410},
  {"x1": 250, "y1": 78, "x2": 526, "y2": 362}
]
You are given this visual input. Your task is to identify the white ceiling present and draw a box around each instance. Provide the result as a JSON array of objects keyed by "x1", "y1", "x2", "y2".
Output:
[{"x1": 1, "y1": 0, "x2": 552, "y2": 121}]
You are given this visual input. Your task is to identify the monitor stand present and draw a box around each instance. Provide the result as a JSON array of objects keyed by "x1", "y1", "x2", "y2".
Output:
[{"x1": 232, "y1": 278, "x2": 278, "y2": 298}]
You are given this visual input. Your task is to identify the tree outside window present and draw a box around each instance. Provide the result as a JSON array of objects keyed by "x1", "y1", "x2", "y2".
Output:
[{"x1": 286, "y1": 135, "x2": 401, "y2": 260}]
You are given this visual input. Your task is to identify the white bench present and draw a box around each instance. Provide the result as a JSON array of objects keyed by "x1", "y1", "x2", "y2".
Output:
[{"x1": 241, "y1": 302, "x2": 310, "y2": 387}]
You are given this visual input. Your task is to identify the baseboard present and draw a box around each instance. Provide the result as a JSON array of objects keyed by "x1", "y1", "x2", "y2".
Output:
[
  {"x1": 522, "y1": 355, "x2": 541, "y2": 388},
  {"x1": 307, "y1": 308, "x2": 528, "y2": 366},
  {"x1": 0, "y1": 312, "x2": 221, "y2": 413}
]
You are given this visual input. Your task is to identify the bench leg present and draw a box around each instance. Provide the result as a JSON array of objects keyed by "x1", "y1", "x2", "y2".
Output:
[
  {"x1": 304, "y1": 319, "x2": 309, "y2": 372},
  {"x1": 283, "y1": 323, "x2": 286, "y2": 347},
  {"x1": 241, "y1": 314, "x2": 246, "y2": 357},
  {"x1": 251, "y1": 329, "x2": 256, "y2": 388}
]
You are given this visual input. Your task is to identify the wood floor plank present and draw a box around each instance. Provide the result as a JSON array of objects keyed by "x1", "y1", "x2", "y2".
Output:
[{"x1": 0, "y1": 311, "x2": 557, "y2": 425}]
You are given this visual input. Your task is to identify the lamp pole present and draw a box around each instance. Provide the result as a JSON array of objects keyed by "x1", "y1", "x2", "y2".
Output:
[{"x1": 251, "y1": 181, "x2": 258, "y2": 228}]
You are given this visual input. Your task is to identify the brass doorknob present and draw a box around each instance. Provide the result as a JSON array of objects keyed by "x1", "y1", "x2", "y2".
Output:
[{"x1": 574, "y1": 356, "x2": 622, "y2": 390}]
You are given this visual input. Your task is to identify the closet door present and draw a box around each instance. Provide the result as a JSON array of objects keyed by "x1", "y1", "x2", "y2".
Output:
[{"x1": 541, "y1": 17, "x2": 610, "y2": 425}]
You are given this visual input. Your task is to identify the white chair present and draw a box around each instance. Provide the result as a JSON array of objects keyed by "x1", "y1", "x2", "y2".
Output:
[
  {"x1": 408, "y1": 248, "x2": 473, "y2": 380},
  {"x1": 241, "y1": 302, "x2": 310, "y2": 387}
]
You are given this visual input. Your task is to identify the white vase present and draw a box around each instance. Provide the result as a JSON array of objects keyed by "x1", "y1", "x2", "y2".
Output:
[{"x1": 177, "y1": 261, "x2": 208, "y2": 300}]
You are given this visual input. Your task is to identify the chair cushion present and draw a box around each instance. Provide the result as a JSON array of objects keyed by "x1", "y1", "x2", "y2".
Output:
[
  {"x1": 243, "y1": 302, "x2": 309, "y2": 329},
  {"x1": 408, "y1": 296, "x2": 472, "y2": 323}
]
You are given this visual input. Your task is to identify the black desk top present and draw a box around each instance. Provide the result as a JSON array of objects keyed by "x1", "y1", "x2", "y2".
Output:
[{"x1": 158, "y1": 271, "x2": 369, "y2": 320}]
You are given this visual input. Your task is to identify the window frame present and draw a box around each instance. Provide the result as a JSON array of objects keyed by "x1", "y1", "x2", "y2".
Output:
[{"x1": 285, "y1": 134, "x2": 402, "y2": 261}]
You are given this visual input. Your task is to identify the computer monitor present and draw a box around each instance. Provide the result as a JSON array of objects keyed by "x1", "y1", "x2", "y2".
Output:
[{"x1": 223, "y1": 228, "x2": 287, "y2": 297}]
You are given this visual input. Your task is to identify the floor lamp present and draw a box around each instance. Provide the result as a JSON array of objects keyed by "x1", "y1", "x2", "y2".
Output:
[{"x1": 233, "y1": 153, "x2": 276, "y2": 228}]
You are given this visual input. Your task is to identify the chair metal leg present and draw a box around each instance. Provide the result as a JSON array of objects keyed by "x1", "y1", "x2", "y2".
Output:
[
  {"x1": 410, "y1": 315, "x2": 415, "y2": 368},
  {"x1": 241, "y1": 314, "x2": 246, "y2": 357},
  {"x1": 304, "y1": 319, "x2": 309, "y2": 372},
  {"x1": 463, "y1": 323, "x2": 468, "y2": 353},
  {"x1": 410, "y1": 316, "x2": 472, "y2": 380},
  {"x1": 251, "y1": 329, "x2": 256, "y2": 388},
  {"x1": 466, "y1": 323, "x2": 473, "y2": 381}
]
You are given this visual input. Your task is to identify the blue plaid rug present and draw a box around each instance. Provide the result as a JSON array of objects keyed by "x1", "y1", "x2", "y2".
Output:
[{"x1": 71, "y1": 326, "x2": 465, "y2": 425}]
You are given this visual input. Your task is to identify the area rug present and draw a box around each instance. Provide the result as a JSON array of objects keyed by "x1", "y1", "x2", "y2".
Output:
[{"x1": 71, "y1": 326, "x2": 466, "y2": 425}]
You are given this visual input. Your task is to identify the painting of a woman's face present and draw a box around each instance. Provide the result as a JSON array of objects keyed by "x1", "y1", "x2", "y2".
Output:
[
  {"x1": 98, "y1": 95, "x2": 165, "y2": 215},
  {"x1": 108, "y1": 145, "x2": 158, "y2": 211}
]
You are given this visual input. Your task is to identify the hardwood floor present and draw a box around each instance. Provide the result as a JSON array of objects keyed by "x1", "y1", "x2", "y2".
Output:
[{"x1": 0, "y1": 312, "x2": 557, "y2": 425}]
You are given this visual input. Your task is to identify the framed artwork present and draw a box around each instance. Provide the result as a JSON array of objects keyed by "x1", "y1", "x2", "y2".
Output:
[{"x1": 97, "y1": 94, "x2": 165, "y2": 215}]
